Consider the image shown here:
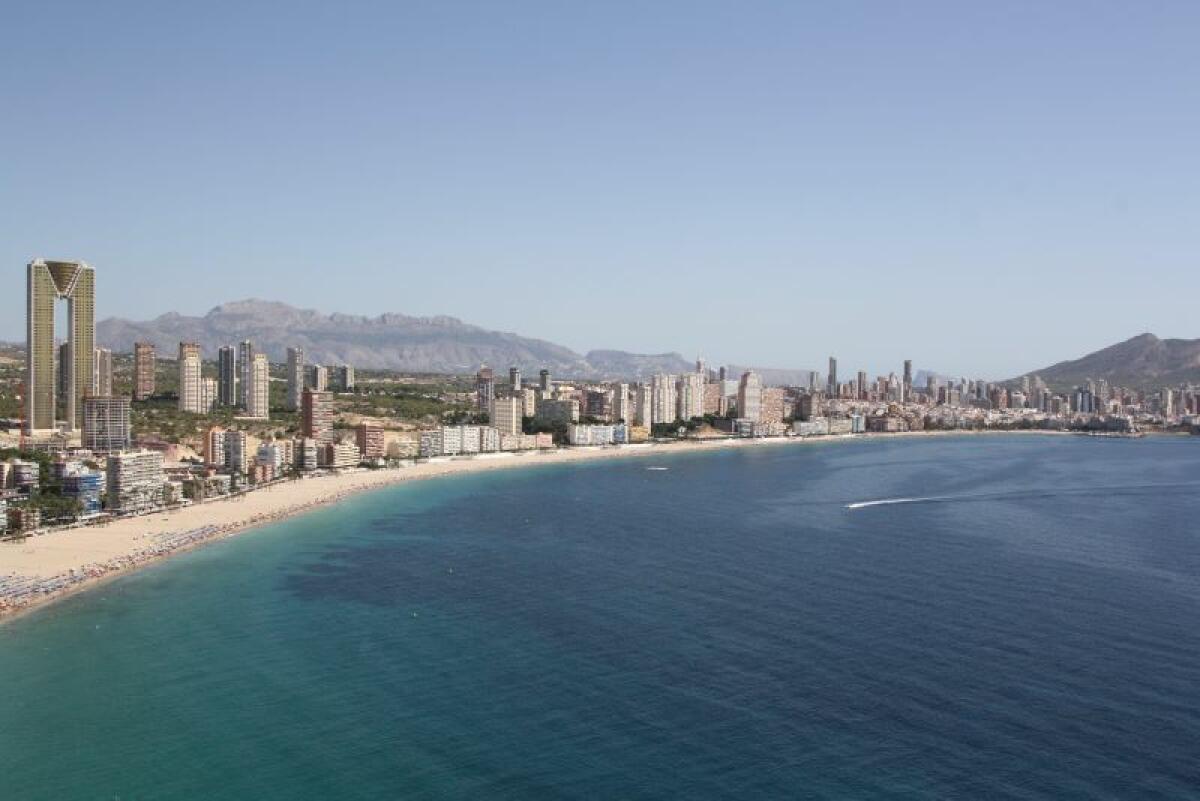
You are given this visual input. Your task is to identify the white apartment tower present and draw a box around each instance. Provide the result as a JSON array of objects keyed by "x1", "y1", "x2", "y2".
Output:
[
  {"x1": 178, "y1": 343, "x2": 204, "y2": 413},
  {"x1": 245, "y1": 353, "x2": 270, "y2": 419},
  {"x1": 286, "y1": 347, "x2": 305, "y2": 411},
  {"x1": 738, "y1": 370, "x2": 763, "y2": 422}
]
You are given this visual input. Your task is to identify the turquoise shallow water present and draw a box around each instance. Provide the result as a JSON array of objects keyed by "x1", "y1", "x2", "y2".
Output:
[{"x1": 2, "y1": 435, "x2": 1200, "y2": 799}]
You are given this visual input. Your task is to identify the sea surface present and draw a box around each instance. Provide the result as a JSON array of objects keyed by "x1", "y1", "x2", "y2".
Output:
[{"x1": 2, "y1": 435, "x2": 1200, "y2": 800}]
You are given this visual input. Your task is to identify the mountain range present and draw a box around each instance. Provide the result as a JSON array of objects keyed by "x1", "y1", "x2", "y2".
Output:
[
  {"x1": 1013, "y1": 333, "x2": 1200, "y2": 390},
  {"x1": 95, "y1": 300, "x2": 766, "y2": 380}
]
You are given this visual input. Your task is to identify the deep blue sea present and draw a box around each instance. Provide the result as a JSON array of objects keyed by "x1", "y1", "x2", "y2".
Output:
[{"x1": 3, "y1": 435, "x2": 1200, "y2": 800}]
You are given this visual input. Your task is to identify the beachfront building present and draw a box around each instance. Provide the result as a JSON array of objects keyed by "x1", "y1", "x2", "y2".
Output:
[
  {"x1": 490, "y1": 393, "x2": 523, "y2": 436},
  {"x1": 535, "y1": 399, "x2": 579, "y2": 427},
  {"x1": 459, "y1": 425, "x2": 482, "y2": 454},
  {"x1": 238, "y1": 340, "x2": 255, "y2": 408},
  {"x1": 356, "y1": 423, "x2": 385, "y2": 460},
  {"x1": 106, "y1": 450, "x2": 166, "y2": 514},
  {"x1": 321, "y1": 442, "x2": 360, "y2": 470},
  {"x1": 480, "y1": 427, "x2": 500, "y2": 452},
  {"x1": 738, "y1": 371, "x2": 763, "y2": 423},
  {"x1": 63, "y1": 470, "x2": 104, "y2": 516},
  {"x1": 301, "y1": 389, "x2": 334, "y2": 442},
  {"x1": 133, "y1": 341, "x2": 156, "y2": 400},
  {"x1": 296, "y1": 438, "x2": 319, "y2": 471},
  {"x1": 676, "y1": 373, "x2": 704, "y2": 421},
  {"x1": 82, "y1": 396, "x2": 132, "y2": 453},
  {"x1": 651, "y1": 374, "x2": 676, "y2": 424},
  {"x1": 568, "y1": 424, "x2": 627, "y2": 446}
]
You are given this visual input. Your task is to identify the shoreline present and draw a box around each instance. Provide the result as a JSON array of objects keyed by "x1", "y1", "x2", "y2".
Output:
[{"x1": 0, "y1": 429, "x2": 1104, "y2": 625}]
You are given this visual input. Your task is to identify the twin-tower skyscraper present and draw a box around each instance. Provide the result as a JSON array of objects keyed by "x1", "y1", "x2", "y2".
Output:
[{"x1": 25, "y1": 258, "x2": 96, "y2": 433}]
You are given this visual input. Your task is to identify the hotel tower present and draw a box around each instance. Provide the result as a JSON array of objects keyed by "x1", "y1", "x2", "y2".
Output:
[{"x1": 25, "y1": 259, "x2": 96, "y2": 432}]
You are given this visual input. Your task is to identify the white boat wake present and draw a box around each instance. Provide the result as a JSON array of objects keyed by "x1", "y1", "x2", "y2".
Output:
[{"x1": 845, "y1": 497, "x2": 941, "y2": 509}]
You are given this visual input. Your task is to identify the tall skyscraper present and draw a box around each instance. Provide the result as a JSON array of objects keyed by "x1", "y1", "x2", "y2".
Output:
[
  {"x1": 539, "y1": 369, "x2": 551, "y2": 392},
  {"x1": 245, "y1": 353, "x2": 270, "y2": 419},
  {"x1": 903, "y1": 360, "x2": 913, "y2": 403},
  {"x1": 286, "y1": 347, "x2": 305, "y2": 411},
  {"x1": 634, "y1": 383, "x2": 653, "y2": 428},
  {"x1": 612, "y1": 383, "x2": 631, "y2": 424},
  {"x1": 25, "y1": 259, "x2": 95, "y2": 432},
  {"x1": 133, "y1": 342, "x2": 156, "y2": 401},
  {"x1": 238, "y1": 340, "x2": 255, "y2": 408},
  {"x1": 676, "y1": 373, "x2": 704, "y2": 421},
  {"x1": 738, "y1": 371, "x2": 763, "y2": 422},
  {"x1": 217, "y1": 346, "x2": 238, "y2": 407},
  {"x1": 509, "y1": 366, "x2": 521, "y2": 390},
  {"x1": 826, "y1": 357, "x2": 838, "y2": 397},
  {"x1": 178, "y1": 342, "x2": 204, "y2": 413},
  {"x1": 476, "y1": 366, "x2": 495, "y2": 411},
  {"x1": 92, "y1": 348, "x2": 113, "y2": 398},
  {"x1": 651, "y1": 374, "x2": 676, "y2": 424}
]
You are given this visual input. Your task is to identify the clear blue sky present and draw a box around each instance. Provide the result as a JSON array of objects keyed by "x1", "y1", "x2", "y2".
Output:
[{"x1": 2, "y1": 1, "x2": 1197, "y2": 378}]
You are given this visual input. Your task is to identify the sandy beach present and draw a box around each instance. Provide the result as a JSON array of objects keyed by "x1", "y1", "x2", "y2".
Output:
[{"x1": 0, "y1": 430, "x2": 1070, "y2": 622}]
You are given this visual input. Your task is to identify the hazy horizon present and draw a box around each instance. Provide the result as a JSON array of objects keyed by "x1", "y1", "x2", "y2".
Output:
[{"x1": 3, "y1": 2, "x2": 1197, "y2": 377}]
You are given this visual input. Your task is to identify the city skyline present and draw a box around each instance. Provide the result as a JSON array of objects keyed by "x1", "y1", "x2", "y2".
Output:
[{"x1": 3, "y1": 3, "x2": 1199, "y2": 376}]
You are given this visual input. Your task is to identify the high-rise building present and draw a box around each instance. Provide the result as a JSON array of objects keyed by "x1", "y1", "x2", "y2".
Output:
[
  {"x1": 539, "y1": 369, "x2": 551, "y2": 392},
  {"x1": 857, "y1": 370, "x2": 868, "y2": 400},
  {"x1": 903, "y1": 360, "x2": 913, "y2": 402},
  {"x1": 218, "y1": 346, "x2": 238, "y2": 407},
  {"x1": 25, "y1": 259, "x2": 95, "y2": 432},
  {"x1": 476, "y1": 366, "x2": 495, "y2": 411},
  {"x1": 238, "y1": 340, "x2": 255, "y2": 408},
  {"x1": 331, "y1": 364, "x2": 355, "y2": 392},
  {"x1": 301, "y1": 389, "x2": 334, "y2": 442},
  {"x1": 356, "y1": 423, "x2": 385, "y2": 460},
  {"x1": 133, "y1": 342, "x2": 156, "y2": 401},
  {"x1": 738, "y1": 371, "x2": 763, "y2": 422},
  {"x1": 509, "y1": 366, "x2": 521, "y2": 390},
  {"x1": 490, "y1": 393, "x2": 523, "y2": 436},
  {"x1": 82, "y1": 396, "x2": 131, "y2": 453},
  {"x1": 612, "y1": 383, "x2": 631, "y2": 424},
  {"x1": 245, "y1": 354, "x2": 270, "y2": 419},
  {"x1": 676, "y1": 373, "x2": 704, "y2": 421},
  {"x1": 305, "y1": 364, "x2": 328, "y2": 392},
  {"x1": 178, "y1": 343, "x2": 204, "y2": 413},
  {"x1": 92, "y1": 348, "x2": 113, "y2": 397},
  {"x1": 286, "y1": 347, "x2": 305, "y2": 411},
  {"x1": 201, "y1": 378, "x2": 218, "y2": 413},
  {"x1": 826, "y1": 357, "x2": 838, "y2": 397},
  {"x1": 635, "y1": 383, "x2": 653, "y2": 428},
  {"x1": 651, "y1": 374, "x2": 677, "y2": 424}
]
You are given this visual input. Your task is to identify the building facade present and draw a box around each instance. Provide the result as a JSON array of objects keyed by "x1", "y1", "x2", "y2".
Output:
[
  {"x1": 82, "y1": 396, "x2": 132, "y2": 453},
  {"x1": 26, "y1": 259, "x2": 96, "y2": 432}
]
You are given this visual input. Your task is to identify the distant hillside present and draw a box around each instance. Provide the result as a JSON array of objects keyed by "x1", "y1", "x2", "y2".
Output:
[
  {"x1": 1014, "y1": 333, "x2": 1200, "y2": 390},
  {"x1": 95, "y1": 300, "x2": 699, "y2": 379}
]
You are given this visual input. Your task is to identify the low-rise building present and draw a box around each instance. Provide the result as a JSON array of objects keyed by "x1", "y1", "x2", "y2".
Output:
[{"x1": 321, "y1": 441, "x2": 360, "y2": 470}]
